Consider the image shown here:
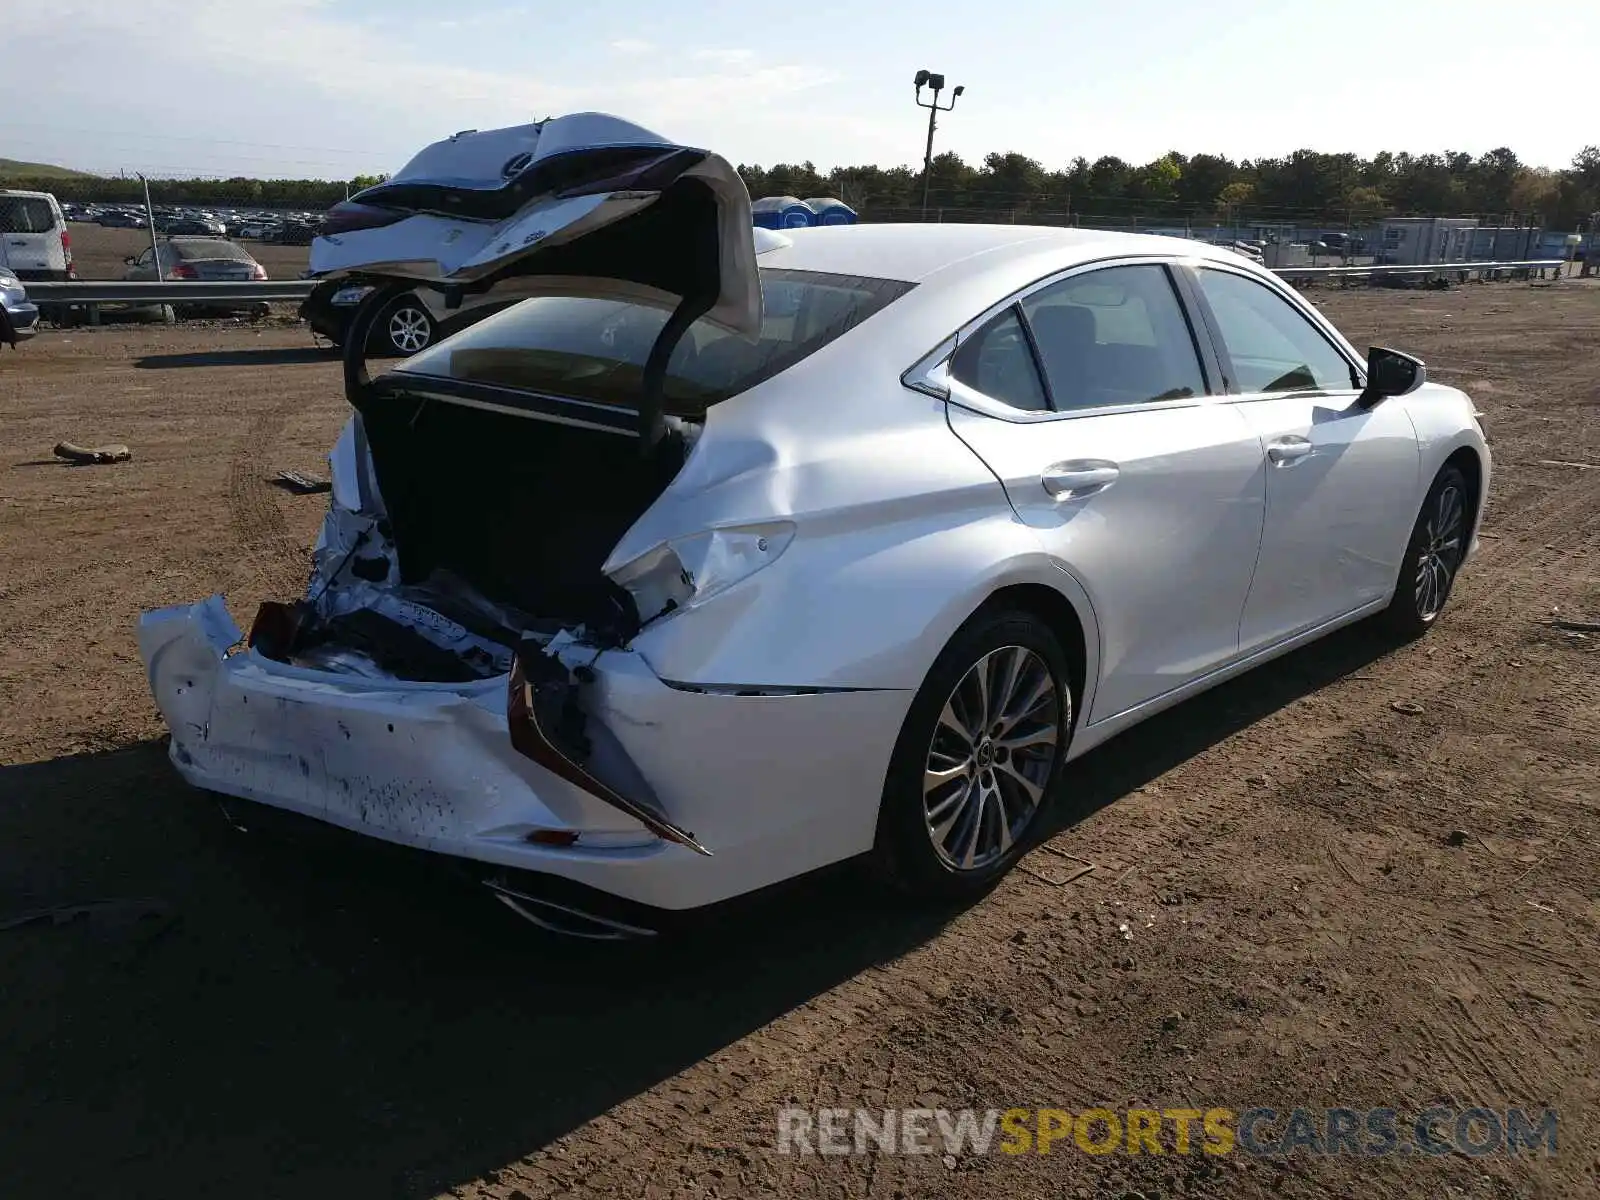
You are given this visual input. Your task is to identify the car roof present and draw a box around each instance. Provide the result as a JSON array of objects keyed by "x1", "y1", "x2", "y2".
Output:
[{"x1": 756, "y1": 223, "x2": 1247, "y2": 285}]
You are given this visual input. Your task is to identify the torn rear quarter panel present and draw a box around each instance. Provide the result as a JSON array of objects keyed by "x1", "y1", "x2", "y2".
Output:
[{"x1": 507, "y1": 647, "x2": 709, "y2": 855}]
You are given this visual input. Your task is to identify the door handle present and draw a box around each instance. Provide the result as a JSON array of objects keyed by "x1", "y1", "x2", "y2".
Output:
[
  {"x1": 1266, "y1": 436, "x2": 1314, "y2": 466},
  {"x1": 1041, "y1": 460, "x2": 1120, "y2": 500}
]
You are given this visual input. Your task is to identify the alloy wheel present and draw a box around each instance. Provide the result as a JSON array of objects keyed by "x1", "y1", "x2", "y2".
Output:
[
  {"x1": 1415, "y1": 482, "x2": 1464, "y2": 620},
  {"x1": 922, "y1": 645, "x2": 1063, "y2": 872},
  {"x1": 387, "y1": 305, "x2": 431, "y2": 354}
]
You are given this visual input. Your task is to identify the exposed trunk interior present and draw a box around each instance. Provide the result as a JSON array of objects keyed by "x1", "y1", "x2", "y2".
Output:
[
  {"x1": 254, "y1": 397, "x2": 688, "y2": 683},
  {"x1": 369, "y1": 394, "x2": 682, "y2": 620}
]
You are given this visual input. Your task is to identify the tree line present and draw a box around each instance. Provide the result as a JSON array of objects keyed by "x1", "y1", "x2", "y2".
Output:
[
  {"x1": 747, "y1": 146, "x2": 1600, "y2": 229},
  {"x1": 6, "y1": 148, "x2": 1599, "y2": 228}
]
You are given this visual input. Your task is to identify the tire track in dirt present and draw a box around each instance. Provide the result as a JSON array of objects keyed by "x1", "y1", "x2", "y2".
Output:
[
  {"x1": 497, "y1": 962, "x2": 954, "y2": 1198},
  {"x1": 1218, "y1": 573, "x2": 1600, "y2": 1133},
  {"x1": 0, "y1": 563, "x2": 88, "y2": 637},
  {"x1": 224, "y1": 395, "x2": 319, "y2": 600}
]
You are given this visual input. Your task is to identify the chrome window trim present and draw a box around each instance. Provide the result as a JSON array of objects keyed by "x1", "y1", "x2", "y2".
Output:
[
  {"x1": 900, "y1": 254, "x2": 1229, "y2": 425},
  {"x1": 1213, "y1": 384, "x2": 1364, "y2": 409}
]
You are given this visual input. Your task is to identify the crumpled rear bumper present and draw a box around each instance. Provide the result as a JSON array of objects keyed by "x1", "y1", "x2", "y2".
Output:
[{"x1": 139, "y1": 596, "x2": 910, "y2": 911}]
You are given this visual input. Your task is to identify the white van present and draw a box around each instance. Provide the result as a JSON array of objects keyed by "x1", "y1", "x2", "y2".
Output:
[{"x1": 0, "y1": 189, "x2": 74, "y2": 280}]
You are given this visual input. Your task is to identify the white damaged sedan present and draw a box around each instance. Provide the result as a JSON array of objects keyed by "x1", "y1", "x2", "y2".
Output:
[{"x1": 140, "y1": 115, "x2": 1489, "y2": 935}]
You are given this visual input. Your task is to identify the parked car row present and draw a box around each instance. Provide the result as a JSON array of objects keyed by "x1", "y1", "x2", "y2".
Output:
[{"x1": 60, "y1": 200, "x2": 327, "y2": 242}]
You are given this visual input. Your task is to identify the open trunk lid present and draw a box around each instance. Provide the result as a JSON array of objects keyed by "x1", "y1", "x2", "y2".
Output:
[{"x1": 310, "y1": 112, "x2": 761, "y2": 338}]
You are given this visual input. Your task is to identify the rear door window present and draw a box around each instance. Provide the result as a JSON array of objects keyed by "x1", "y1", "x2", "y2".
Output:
[
  {"x1": 391, "y1": 269, "x2": 914, "y2": 413},
  {"x1": 1021, "y1": 264, "x2": 1209, "y2": 410},
  {"x1": 949, "y1": 307, "x2": 1050, "y2": 412},
  {"x1": 0, "y1": 197, "x2": 58, "y2": 234}
]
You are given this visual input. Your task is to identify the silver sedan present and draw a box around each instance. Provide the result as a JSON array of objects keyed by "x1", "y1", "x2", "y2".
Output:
[{"x1": 141, "y1": 118, "x2": 1488, "y2": 934}]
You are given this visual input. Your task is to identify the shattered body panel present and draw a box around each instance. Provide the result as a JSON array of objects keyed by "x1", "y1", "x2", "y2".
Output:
[{"x1": 140, "y1": 594, "x2": 911, "y2": 911}]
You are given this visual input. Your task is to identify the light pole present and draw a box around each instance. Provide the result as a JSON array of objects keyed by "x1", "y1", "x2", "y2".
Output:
[
  {"x1": 914, "y1": 69, "x2": 963, "y2": 221},
  {"x1": 137, "y1": 173, "x2": 162, "y2": 281}
]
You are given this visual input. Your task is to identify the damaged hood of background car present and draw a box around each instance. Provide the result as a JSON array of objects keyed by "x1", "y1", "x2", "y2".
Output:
[{"x1": 309, "y1": 112, "x2": 761, "y2": 336}]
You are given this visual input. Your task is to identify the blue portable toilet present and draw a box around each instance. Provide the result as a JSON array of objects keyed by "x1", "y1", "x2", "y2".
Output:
[
  {"x1": 751, "y1": 195, "x2": 815, "y2": 230},
  {"x1": 804, "y1": 197, "x2": 857, "y2": 226}
]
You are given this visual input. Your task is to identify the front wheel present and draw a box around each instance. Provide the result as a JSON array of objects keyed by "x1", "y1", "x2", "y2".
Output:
[
  {"x1": 1380, "y1": 463, "x2": 1470, "y2": 639},
  {"x1": 873, "y1": 608, "x2": 1073, "y2": 900}
]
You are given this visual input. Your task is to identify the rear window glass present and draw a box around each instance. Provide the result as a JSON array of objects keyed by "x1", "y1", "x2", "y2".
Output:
[
  {"x1": 0, "y1": 197, "x2": 58, "y2": 234},
  {"x1": 390, "y1": 269, "x2": 914, "y2": 412},
  {"x1": 171, "y1": 239, "x2": 251, "y2": 261}
]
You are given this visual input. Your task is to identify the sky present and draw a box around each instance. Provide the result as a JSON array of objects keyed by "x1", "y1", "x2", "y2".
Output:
[{"x1": 1, "y1": 0, "x2": 1595, "y2": 181}]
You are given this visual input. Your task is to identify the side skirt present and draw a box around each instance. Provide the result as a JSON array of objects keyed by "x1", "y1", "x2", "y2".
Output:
[{"x1": 1069, "y1": 597, "x2": 1389, "y2": 759}]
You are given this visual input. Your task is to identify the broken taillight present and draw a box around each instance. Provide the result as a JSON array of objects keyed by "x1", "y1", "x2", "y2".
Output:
[
  {"x1": 506, "y1": 648, "x2": 711, "y2": 856},
  {"x1": 248, "y1": 600, "x2": 309, "y2": 660},
  {"x1": 605, "y1": 522, "x2": 796, "y2": 625},
  {"x1": 524, "y1": 829, "x2": 580, "y2": 847}
]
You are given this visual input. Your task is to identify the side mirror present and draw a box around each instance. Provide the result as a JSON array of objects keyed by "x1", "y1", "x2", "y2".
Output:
[
  {"x1": 1358, "y1": 346, "x2": 1425, "y2": 408},
  {"x1": 123, "y1": 255, "x2": 137, "y2": 265}
]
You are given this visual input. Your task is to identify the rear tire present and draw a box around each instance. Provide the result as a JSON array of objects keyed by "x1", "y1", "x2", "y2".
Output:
[
  {"x1": 1380, "y1": 463, "x2": 1470, "y2": 640},
  {"x1": 369, "y1": 295, "x2": 435, "y2": 357},
  {"x1": 873, "y1": 608, "x2": 1073, "y2": 900}
]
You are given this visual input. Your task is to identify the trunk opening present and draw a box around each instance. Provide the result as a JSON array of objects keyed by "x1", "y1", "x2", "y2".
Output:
[
  {"x1": 365, "y1": 393, "x2": 682, "y2": 627},
  {"x1": 255, "y1": 399, "x2": 689, "y2": 684}
]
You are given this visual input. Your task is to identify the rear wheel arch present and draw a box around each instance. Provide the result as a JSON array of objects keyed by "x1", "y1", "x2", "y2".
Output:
[
  {"x1": 972, "y1": 581, "x2": 1091, "y2": 729},
  {"x1": 874, "y1": 599, "x2": 1076, "y2": 897}
]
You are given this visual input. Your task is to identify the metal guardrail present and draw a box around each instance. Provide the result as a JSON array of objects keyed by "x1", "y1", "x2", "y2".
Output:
[
  {"x1": 1272, "y1": 259, "x2": 1566, "y2": 281},
  {"x1": 23, "y1": 279, "x2": 317, "y2": 326},
  {"x1": 14, "y1": 259, "x2": 1575, "y2": 326},
  {"x1": 26, "y1": 280, "x2": 315, "y2": 303}
]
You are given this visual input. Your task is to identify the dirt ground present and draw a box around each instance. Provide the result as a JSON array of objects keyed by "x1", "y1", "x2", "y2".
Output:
[
  {"x1": 65, "y1": 220, "x2": 313, "y2": 280},
  {"x1": 0, "y1": 281, "x2": 1596, "y2": 1200}
]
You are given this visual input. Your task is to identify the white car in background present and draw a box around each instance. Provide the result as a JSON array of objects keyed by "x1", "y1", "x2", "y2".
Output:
[
  {"x1": 139, "y1": 115, "x2": 1490, "y2": 937},
  {"x1": 0, "y1": 188, "x2": 73, "y2": 282},
  {"x1": 298, "y1": 274, "x2": 514, "y2": 357}
]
